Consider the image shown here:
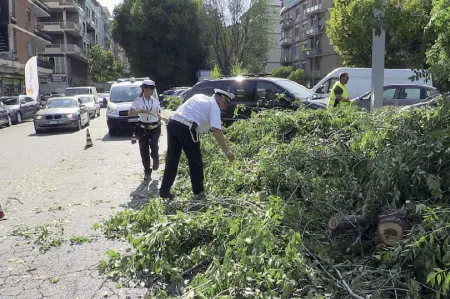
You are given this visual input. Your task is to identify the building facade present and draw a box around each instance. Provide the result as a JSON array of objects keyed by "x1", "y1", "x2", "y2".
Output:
[
  {"x1": 0, "y1": 0, "x2": 53, "y2": 96},
  {"x1": 264, "y1": 0, "x2": 282, "y2": 74},
  {"x1": 280, "y1": 0, "x2": 342, "y2": 87}
]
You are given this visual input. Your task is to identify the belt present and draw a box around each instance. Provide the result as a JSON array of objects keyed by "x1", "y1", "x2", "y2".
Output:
[
  {"x1": 171, "y1": 114, "x2": 193, "y2": 127},
  {"x1": 139, "y1": 121, "x2": 160, "y2": 130}
]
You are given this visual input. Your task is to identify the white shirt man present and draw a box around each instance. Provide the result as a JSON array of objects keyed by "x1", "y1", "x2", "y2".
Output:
[
  {"x1": 130, "y1": 95, "x2": 160, "y2": 124},
  {"x1": 159, "y1": 89, "x2": 236, "y2": 200}
]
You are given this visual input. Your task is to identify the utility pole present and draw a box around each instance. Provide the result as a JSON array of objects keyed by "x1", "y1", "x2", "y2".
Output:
[{"x1": 370, "y1": 4, "x2": 386, "y2": 111}]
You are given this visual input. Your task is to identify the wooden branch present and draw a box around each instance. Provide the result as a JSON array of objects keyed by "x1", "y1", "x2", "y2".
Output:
[
  {"x1": 334, "y1": 268, "x2": 365, "y2": 299},
  {"x1": 328, "y1": 215, "x2": 369, "y2": 232},
  {"x1": 377, "y1": 211, "x2": 409, "y2": 245}
]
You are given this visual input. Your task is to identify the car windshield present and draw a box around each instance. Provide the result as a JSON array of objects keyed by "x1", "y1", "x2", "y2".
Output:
[
  {"x1": 79, "y1": 96, "x2": 94, "y2": 103},
  {"x1": 45, "y1": 98, "x2": 78, "y2": 108},
  {"x1": 110, "y1": 86, "x2": 140, "y2": 103},
  {"x1": 65, "y1": 88, "x2": 90, "y2": 96},
  {"x1": 1, "y1": 97, "x2": 19, "y2": 105},
  {"x1": 274, "y1": 79, "x2": 312, "y2": 99}
]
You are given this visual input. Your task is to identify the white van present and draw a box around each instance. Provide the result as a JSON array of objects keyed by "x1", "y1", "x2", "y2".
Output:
[{"x1": 311, "y1": 67, "x2": 433, "y2": 100}]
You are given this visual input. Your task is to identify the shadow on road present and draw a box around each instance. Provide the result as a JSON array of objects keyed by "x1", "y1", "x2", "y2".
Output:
[
  {"x1": 28, "y1": 129, "x2": 77, "y2": 137},
  {"x1": 122, "y1": 179, "x2": 159, "y2": 210},
  {"x1": 101, "y1": 132, "x2": 132, "y2": 142}
]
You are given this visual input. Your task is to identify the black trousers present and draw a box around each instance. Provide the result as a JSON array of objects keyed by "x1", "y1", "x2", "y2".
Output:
[
  {"x1": 160, "y1": 120, "x2": 204, "y2": 195},
  {"x1": 137, "y1": 124, "x2": 161, "y2": 173}
]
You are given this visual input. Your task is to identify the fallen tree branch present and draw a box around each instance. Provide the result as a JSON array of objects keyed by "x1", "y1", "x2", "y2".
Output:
[{"x1": 334, "y1": 268, "x2": 365, "y2": 299}]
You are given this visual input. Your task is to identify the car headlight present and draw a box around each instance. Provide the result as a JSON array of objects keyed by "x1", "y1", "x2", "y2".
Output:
[
  {"x1": 35, "y1": 115, "x2": 44, "y2": 120},
  {"x1": 107, "y1": 105, "x2": 118, "y2": 115},
  {"x1": 65, "y1": 113, "x2": 74, "y2": 118}
]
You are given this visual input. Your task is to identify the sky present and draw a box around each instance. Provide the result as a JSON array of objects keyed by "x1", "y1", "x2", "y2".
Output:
[{"x1": 98, "y1": 0, "x2": 122, "y2": 15}]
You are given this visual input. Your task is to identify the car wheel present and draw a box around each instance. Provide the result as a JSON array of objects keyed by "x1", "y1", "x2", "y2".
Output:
[
  {"x1": 16, "y1": 112, "x2": 22, "y2": 124},
  {"x1": 6, "y1": 115, "x2": 12, "y2": 127},
  {"x1": 108, "y1": 128, "x2": 117, "y2": 136},
  {"x1": 76, "y1": 118, "x2": 82, "y2": 131},
  {"x1": 86, "y1": 114, "x2": 90, "y2": 127},
  {"x1": 97, "y1": 108, "x2": 100, "y2": 117}
]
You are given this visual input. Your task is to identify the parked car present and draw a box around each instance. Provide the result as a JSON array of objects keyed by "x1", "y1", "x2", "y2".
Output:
[
  {"x1": 0, "y1": 102, "x2": 12, "y2": 128},
  {"x1": 0, "y1": 95, "x2": 39, "y2": 124},
  {"x1": 182, "y1": 75, "x2": 325, "y2": 122},
  {"x1": 98, "y1": 92, "x2": 110, "y2": 108},
  {"x1": 33, "y1": 97, "x2": 90, "y2": 133},
  {"x1": 77, "y1": 94, "x2": 100, "y2": 118},
  {"x1": 354, "y1": 84, "x2": 440, "y2": 110},
  {"x1": 107, "y1": 77, "x2": 159, "y2": 135}
]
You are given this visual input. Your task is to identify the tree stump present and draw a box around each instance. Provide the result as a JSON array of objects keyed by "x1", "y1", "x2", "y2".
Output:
[{"x1": 377, "y1": 211, "x2": 409, "y2": 245}]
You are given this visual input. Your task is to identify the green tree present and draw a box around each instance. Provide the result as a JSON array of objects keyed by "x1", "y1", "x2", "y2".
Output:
[
  {"x1": 203, "y1": 0, "x2": 274, "y2": 74},
  {"x1": 210, "y1": 64, "x2": 222, "y2": 79},
  {"x1": 425, "y1": 0, "x2": 450, "y2": 90},
  {"x1": 271, "y1": 66, "x2": 293, "y2": 79},
  {"x1": 288, "y1": 69, "x2": 306, "y2": 85},
  {"x1": 327, "y1": 0, "x2": 432, "y2": 68},
  {"x1": 88, "y1": 45, "x2": 124, "y2": 83},
  {"x1": 111, "y1": 0, "x2": 208, "y2": 89}
]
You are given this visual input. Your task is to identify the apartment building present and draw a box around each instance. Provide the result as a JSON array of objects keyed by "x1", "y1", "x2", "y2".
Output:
[
  {"x1": 37, "y1": 0, "x2": 104, "y2": 93},
  {"x1": 0, "y1": 0, "x2": 53, "y2": 96},
  {"x1": 264, "y1": 0, "x2": 282, "y2": 74},
  {"x1": 280, "y1": 0, "x2": 342, "y2": 86}
]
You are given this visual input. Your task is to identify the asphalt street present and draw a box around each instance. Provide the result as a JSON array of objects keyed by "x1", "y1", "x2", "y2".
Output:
[{"x1": 0, "y1": 109, "x2": 171, "y2": 299}]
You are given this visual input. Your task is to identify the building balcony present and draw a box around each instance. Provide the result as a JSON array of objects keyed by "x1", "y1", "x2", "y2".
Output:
[
  {"x1": 303, "y1": 48, "x2": 322, "y2": 58},
  {"x1": 305, "y1": 4, "x2": 327, "y2": 16},
  {"x1": 280, "y1": 19, "x2": 293, "y2": 30},
  {"x1": 87, "y1": 35, "x2": 95, "y2": 44},
  {"x1": 34, "y1": 26, "x2": 53, "y2": 43},
  {"x1": 37, "y1": 57, "x2": 54, "y2": 69},
  {"x1": 28, "y1": 0, "x2": 51, "y2": 17},
  {"x1": 38, "y1": 22, "x2": 83, "y2": 37},
  {"x1": 43, "y1": 0, "x2": 83, "y2": 13},
  {"x1": 43, "y1": 44, "x2": 87, "y2": 62},
  {"x1": 280, "y1": 37, "x2": 293, "y2": 47},
  {"x1": 303, "y1": 26, "x2": 324, "y2": 38},
  {"x1": 86, "y1": 18, "x2": 96, "y2": 31}
]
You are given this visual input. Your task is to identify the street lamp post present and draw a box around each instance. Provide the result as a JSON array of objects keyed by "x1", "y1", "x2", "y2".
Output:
[{"x1": 370, "y1": 3, "x2": 386, "y2": 111}]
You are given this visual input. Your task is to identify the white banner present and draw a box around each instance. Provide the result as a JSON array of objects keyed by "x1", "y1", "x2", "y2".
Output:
[{"x1": 25, "y1": 56, "x2": 39, "y2": 101}]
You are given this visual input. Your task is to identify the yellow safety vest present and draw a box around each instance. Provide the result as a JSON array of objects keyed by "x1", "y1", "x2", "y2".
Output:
[{"x1": 328, "y1": 81, "x2": 349, "y2": 108}]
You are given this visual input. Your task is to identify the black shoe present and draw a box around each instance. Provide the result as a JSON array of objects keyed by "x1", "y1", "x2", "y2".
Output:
[
  {"x1": 152, "y1": 158, "x2": 159, "y2": 170},
  {"x1": 159, "y1": 190, "x2": 174, "y2": 200},
  {"x1": 144, "y1": 170, "x2": 151, "y2": 180}
]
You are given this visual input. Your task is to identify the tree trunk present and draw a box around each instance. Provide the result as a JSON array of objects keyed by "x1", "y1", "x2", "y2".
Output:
[
  {"x1": 328, "y1": 215, "x2": 369, "y2": 232},
  {"x1": 377, "y1": 210, "x2": 409, "y2": 245}
]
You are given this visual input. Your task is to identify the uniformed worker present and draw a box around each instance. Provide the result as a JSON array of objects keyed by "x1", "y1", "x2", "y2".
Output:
[
  {"x1": 128, "y1": 79, "x2": 168, "y2": 180},
  {"x1": 328, "y1": 72, "x2": 351, "y2": 108},
  {"x1": 159, "y1": 89, "x2": 236, "y2": 199}
]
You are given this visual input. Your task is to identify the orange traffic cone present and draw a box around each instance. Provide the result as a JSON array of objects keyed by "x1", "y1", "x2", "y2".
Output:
[
  {"x1": 85, "y1": 129, "x2": 93, "y2": 149},
  {"x1": 131, "y1": 132, "x2": 137, "y2": 144},
  {"x1": 0, "y1": 204, "x2": 5, "y2": 220}
]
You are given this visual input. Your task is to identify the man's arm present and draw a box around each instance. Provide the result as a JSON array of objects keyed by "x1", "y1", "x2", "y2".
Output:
[
  {"x1": 213, "y1": 128, "x2": 235, "y2": 162},
  {"x1": 334, "y1": 86, "x2": 349, "y2": 102}
]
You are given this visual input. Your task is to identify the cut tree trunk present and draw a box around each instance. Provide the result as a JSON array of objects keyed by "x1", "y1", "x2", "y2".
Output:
[
  {"x1": 328, "y1": 215, "x2": 369, "y2": 232},
  {"x1": 377, "y1": 211, "x2": 409, "y2": 245}
]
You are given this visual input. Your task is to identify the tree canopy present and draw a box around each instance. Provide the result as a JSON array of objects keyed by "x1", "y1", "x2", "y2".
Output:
[
  {"x1": 88, "y1": 45, "x2": 124, "y2": 83},
  {"x1": 327, "y1": 0, "x2": 432, "y2": 69},
  {"x1": 111, "y1": 0, "x2": 208, "y2": 89}
]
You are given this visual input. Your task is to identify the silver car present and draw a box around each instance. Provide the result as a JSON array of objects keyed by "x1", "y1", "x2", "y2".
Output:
[
  {"x1": 34, "y1": 97, "x2": 90, "y2": 133},
  {"x1": 77, "y1": 94, "x2": 100, "y2": 118}
]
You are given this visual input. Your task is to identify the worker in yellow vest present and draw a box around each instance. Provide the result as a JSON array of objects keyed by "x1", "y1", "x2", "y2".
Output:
[{"x1": 328, "y1": 73, "x2": 352, "y2": 108}]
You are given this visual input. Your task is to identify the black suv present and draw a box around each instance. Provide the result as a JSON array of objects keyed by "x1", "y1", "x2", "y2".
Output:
[{"x1": 183, "y1": 76, "x2": 326, "y2": 122}]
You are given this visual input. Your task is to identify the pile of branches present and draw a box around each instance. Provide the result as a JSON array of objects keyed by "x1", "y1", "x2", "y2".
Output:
[{"x1": 96, "y1": 103, "x2": 450, "y2": 298}]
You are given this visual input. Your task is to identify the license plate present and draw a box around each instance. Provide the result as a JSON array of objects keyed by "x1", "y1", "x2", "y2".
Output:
[
  {"x1": 128, "y1": 118, "x2": 138, "y2": 122},
  {"x1": 49, "y1": 120, "x2": 59, "y2": 124}
]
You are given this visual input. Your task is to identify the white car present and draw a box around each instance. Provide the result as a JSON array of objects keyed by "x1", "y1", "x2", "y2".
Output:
[
  {"x1": 106, "y1": 77, "x2": 159, "y2": 136},
  {"x1": 77, "y1": 94, "x2": 100, "y2": 118}
]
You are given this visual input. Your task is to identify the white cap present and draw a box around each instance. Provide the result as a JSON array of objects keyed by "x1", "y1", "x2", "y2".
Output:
[
  {"x1": 214, "y1": 88, "x2": 235, "y2": 102},
  {"x1": 140, "y1": 79, "x2": 155, "y2": 87}
]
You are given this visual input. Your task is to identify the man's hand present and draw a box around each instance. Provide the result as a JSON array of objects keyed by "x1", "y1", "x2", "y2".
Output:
[{"x1": 226, "y1": 150, "x2": 235, "y2": 162}]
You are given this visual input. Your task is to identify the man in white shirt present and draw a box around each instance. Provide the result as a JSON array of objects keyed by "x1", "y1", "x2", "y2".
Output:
[
  {"x1": 159, "y1": 89, "x2": 236, "y2": 199},
  {"x1": 128, "y1": 79, "x2": 167, "y2": 180}
]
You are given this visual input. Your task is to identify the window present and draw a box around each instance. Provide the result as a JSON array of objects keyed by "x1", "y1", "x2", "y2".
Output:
[
  {"x1": 303, "y1": 3, "x2": 307, "y2": 14},
  {"x1": 187, "y1": 81, "x2": 229, "y2": 99},
  {"x1": 295, "y1": 25, "x2": 300, "y2": 39},
  {"x1": 230, "y1": 80, "x2": 257, "y2": 103},
  {"x1": 382, "y1": 88, "x2": 396, "y2": 100},
  {"x1": 256, "y1": 81, "x2": 284, "y2": 102},
  {"x1": 26, "y1": 9, "x2": 31, "y2": 23},
  {"x1": 398, "y1": 87, "x2": 421, "y2": 100}
]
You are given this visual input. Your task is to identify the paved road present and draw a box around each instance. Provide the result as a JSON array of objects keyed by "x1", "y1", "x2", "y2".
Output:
[{"x1": 0, "y1": 109, "x2": 170, "y2": 299}]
